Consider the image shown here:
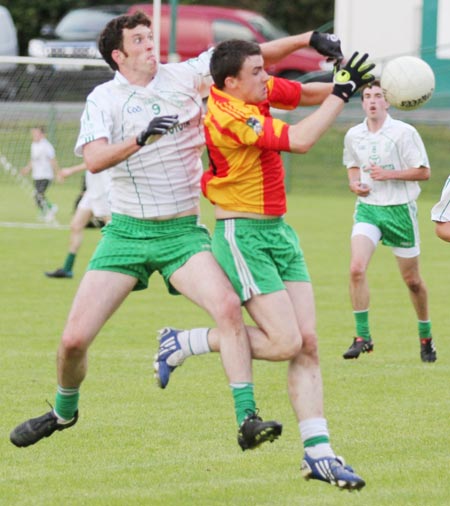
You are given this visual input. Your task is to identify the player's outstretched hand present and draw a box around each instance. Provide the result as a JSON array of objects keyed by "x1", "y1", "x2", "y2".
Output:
[
  {"x1": 136, "y1": 115, "x2": 179, "y2": 146},
  {"x1": 332, "y1": 52, "x2": 375, "y2": 103},
  {"x1": 310, "y1": 31, "x2": 343, "y2": 64}
]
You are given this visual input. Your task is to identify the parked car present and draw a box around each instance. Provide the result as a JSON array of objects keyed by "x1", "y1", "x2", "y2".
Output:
[
  {"x1": 28, "y1": 4, "x2": 331, "y2": 81},
  {"x1": 28, "y1": 5, "x2": 128, "y2": 60},
  {"x1": 0, "y1": 5, "x2": 19, "y2": 99},
  {"x1": 128, "y1": 4, "x2": 332, "y2": 79},
  {"x1": 25, "y1": 6, "x2": 132, "y2": 100}
]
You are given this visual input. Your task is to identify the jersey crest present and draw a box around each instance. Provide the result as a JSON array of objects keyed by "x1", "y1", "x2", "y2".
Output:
[{"x1": 246, "y1": 116, "x2": 262, "y2": 135}]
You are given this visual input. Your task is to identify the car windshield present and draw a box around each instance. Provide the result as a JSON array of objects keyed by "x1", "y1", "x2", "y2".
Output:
[
  {"x1": 55, "y1": 8, "x2": 124, "y2": 40},
  {"x1": 247, "y1": 14, "x2": 288, "y2": 41},
  {"x1": 212, "y1": 19, "x2": 258, "y2": 43}
]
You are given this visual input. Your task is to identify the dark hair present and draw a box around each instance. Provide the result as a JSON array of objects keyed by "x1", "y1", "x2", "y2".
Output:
[
  {"x1": 98, "y1": 11, "x2": 151, "y2": 71},
  {"x1": 360, "y1": 79, "x2": 382, "y2": 100},
  {"x1": 210, "y1": 39, "x2": 262, "y2": 89}
]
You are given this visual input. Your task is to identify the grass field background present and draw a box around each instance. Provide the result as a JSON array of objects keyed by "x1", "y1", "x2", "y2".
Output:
[{"x1": 1, "y1": 122, "x2": 449, "y2": 505}]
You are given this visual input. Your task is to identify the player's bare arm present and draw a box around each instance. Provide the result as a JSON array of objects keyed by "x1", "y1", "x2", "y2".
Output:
[
  {"x1": 299, "y1": 82, "x2": 333, "y2": 106},
  {"x1": 369, "y1": 164, "x2": 430, "y2": 181},
  {"x1": 261, "y1": 30, "x2": 342, "y2": 67},
  {"x1": 435, "y1": 221, "x2": 450, "y2": 242},
  {"x1": 288, "y1": 94, "x2": 345, "y2": 153},
  {"x1": 348, "y1": 167, "x2": 370, "y2": 195},
  {"x1": 83, "y1": 137, "x2": 141, "y2": 173},
  {"x1": 59, "y1": 163, "x2": 87, "y2": 180},
  {"x1": 83, "y1": 115, "x2": 179, "y2": 173},
  {"x1": 260, "y1": 32, "x2": 313, "y2": 65}
]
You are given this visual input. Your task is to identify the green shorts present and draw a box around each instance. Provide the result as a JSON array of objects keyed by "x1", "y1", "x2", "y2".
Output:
[
  {"x1": 354, "y1": 201, "x2": 419, "y2": 248},
  {"x1": 212, "y1": 218, "x2": 310, "y2": 303},
  {"x1": 88, "y1": 213, "x2": 212, "y2": 293}
]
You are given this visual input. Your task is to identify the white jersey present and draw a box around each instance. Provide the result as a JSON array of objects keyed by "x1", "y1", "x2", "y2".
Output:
[
  {"x1": 31, "y1": 138, "x2": 56, "y2": 180},
  {"x1": 343, "y1": 114, "x2": 430, "y2": 206},
  {"x1": 85, "y1": 169, "x2": 111, "y2": 200},
  {"x1": 82, "y1": 169, "x2": 112, "y2": 218},
  {"x1": 78, "y1": 170, "x2": 111, "y2": 218},
  {"x1": 75, "y1": 49, "x2": 213, "y2": 219},
  {"x1": 431, "y1": 176, "x2": 450, "y2": 222}
]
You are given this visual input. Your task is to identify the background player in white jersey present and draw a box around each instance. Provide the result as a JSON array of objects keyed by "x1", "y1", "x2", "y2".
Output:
[
  {"x1": 342, "y1": 80, "x2": 436, "y2": 362},
  {"x1": 21, "y1": 126, "x2": 60, "y2": 222},
  {"x1": 431, "y1": 176, "x2": 450, "y2": 242},
  {"x1": 9, "y1": 11, "x2": 343, "y2": 450},
  {"x1": 45, "y1": 163, "x2": 111, "y2": 279}
]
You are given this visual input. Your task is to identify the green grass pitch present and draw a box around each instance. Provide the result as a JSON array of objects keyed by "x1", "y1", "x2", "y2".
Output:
[{"x1": 1, "y1": 124, "x2": 449, "y2": 505}]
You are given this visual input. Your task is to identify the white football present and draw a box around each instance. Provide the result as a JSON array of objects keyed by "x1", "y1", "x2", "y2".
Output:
[{"x1": 380, "y1": 56, "x2": 435, "y2": 110}]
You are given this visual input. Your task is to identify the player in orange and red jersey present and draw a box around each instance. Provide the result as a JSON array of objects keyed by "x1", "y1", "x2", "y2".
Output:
[{"x1": 165, "y1": 40, "x2": 374, "y2": 489}]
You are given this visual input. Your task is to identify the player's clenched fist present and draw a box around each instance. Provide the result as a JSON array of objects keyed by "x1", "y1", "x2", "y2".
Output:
[{"x1": 310, "y1": 31, "x2": 343, "y2": 63}]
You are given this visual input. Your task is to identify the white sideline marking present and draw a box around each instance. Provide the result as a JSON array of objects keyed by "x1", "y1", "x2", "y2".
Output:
[{"x1": 0, "y1": 221, "x2": 69, "y2": 230}]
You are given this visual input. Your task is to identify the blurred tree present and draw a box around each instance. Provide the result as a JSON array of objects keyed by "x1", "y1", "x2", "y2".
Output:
[{"x1": 4, "y1": 0, "x2": 334, "y2": 56}]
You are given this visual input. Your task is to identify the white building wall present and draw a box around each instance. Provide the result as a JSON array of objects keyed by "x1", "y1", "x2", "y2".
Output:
[
  {"x1": 437, "y1": 0, "x2": 450, "y2": 58},
  {"x1": 334, "y1": 0, "x2": 423, "y2": 63}
]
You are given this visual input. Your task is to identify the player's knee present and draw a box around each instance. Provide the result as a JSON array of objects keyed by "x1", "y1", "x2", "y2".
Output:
[
  {"x1": 270, "y1": 331, "x2": 302, "y2": 360},
  {"x1": 405, "y1": 277, "x2": 423, "y2": 294},
  {"x1": 350, "y1": 262, "x2": 366, "y2": 282},
  {"x1": 60, "y1": 332, "x2": 89, "y2": 357},
  {"x1": 214, "y1": 288, "x2": 242, "y2": 323},
  {"x1": 70, "y1": 222, "x2": 83, "y2": 234},
  {"x1": 284, "y1": 336, "x2": 303, "y2": 360},
  {"x1": 299, "y1": 332, "x2": 320, "y2": 361}
]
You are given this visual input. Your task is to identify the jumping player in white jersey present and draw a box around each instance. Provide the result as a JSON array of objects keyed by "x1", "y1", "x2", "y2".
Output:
[
  {"x1": 431, "y1": 176, "x2": 450, "y2": 242},
  {"x1": 10, "y1": 11, "x2": 344, "y2": 450},
  {"x1": 342, "y1": 80, "x2": 436, "y2": 362}
]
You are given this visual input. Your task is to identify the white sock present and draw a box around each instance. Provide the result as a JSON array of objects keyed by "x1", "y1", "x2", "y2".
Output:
[
  {"x1": 299, "y1": 418, "x2": 335, "y2": 458},
  {"x1": 177, "y1": 328, "x2": 211, "y2": 356},
  {"x1": 53, "y1": 409, "x2": 74, "y2": 424}
]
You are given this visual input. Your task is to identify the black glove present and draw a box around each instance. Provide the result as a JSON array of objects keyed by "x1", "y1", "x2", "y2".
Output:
[
  {"x1": 136, "y1": 115, "x2": 179, "y2": 146},
  {"x1": 310, "y1": 31, "x2": 343, "y2": 63},
  {"x1": 332, "y1": 52, "x2": 375, "y2": 103}
]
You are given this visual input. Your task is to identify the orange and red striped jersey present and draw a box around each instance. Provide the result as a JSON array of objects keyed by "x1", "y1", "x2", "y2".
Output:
[{"x1": 201, "y1": 76, "x2": 302, "y2": 216}]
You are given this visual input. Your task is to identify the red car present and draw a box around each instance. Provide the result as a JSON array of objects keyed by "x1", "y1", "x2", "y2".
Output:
[{"x1": 128, "y1": 4, "x2": 332, "y2": 80}]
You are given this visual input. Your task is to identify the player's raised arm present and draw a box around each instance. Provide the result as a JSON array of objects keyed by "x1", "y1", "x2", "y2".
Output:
[{"x1": 260, "y1": 30, "x2": 343, "y2": 67}]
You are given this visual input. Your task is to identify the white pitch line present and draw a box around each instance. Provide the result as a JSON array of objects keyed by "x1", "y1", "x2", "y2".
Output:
[{"x1": 0, "y1": 221, "x2": 69, "y2": 230}]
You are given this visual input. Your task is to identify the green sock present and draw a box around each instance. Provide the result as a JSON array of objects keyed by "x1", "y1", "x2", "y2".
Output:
[
  {"x1": 303, "y1": 435, "x2": 330, "y2": 448},
  {"x1": 231, "y1": 383, "x2": 256, "y2": 425},
  {"x1": 418, "y1": 320, "x2": 432, "y2": 338},
  {"x1": 354, "y1": 310, "x2": 371, "y2": 340},
  {"x1": 63, "y1": 253, "x2": 76, "y2": 272},
  {"x1": 55, "y1": 386, "x2": 79, "y2": 420}
]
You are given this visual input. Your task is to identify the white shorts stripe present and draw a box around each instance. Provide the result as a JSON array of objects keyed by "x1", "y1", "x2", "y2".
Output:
[{"x1": 224, "y1": 220, "x2": 260, "y2": 300}]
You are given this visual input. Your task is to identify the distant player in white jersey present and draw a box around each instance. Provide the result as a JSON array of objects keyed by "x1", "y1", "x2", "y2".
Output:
[
  {"x1": 44, "y1": 163, "x2": 111, "y2": 279},
  {"x1": 431, "y1": 176, "x2": 450, "y2": 242},
  {"x1": 10, "y1": 10, "x2": 342, "y2": 449},
  {"x1": 342, "y1": 80, "x2": 436, "y2": 363},
  {"x1": 21, "y1": 126, "x2": 60, "y2": 222}
]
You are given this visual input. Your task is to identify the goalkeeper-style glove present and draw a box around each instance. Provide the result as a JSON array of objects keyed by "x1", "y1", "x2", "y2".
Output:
[
  {"x1": 136, "y1": 115, "x2": 179, "y2": 146},
  {"x1": 332, "y1": 52, "x2": 375, "y2": 103},
  {"x1": 310, "y1": 31, "x2": 343, "y2": 63}
]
